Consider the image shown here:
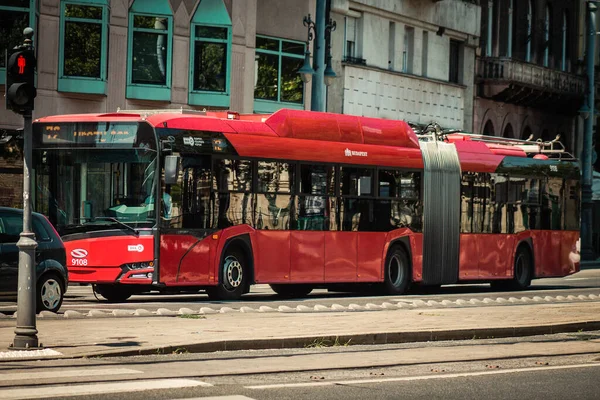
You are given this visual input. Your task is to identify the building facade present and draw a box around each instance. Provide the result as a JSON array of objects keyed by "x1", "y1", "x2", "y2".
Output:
[
  {"x1": 474, "y1": 0, "x2": 585, "y2": 153},
  {"x1": 327, "y1": 0, "x2": 480, "y2": 131}
]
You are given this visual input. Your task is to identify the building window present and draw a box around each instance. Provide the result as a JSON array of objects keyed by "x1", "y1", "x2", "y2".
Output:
[
  {"x1": 253, "y1": 36, "x2": 305, "y2": 113},
  {"x1": 486, "y1": 0, "x2": 493, "y2": 56},
  {"x1": 403, "y1": 26, "x2": 414, "y2": 73},
  {"x1": 388, "y1": 21, "x2": 395, "y2": 70},
  {"x1": 543, "y1": 4, "x2": 551, "y2": 67},
  {"x1": 422, "y1": 30, "x2": 428, "y2": 77},
  {"x1": 561, "y1": 10, "x2": 568, "y2": 71},
  {"x1": 345, "y1": 16, "x2": 356, "y2": 58},
  {"x1": 526, "y1": 0, "x2": 533, "y2": 62},
  {"x1": 507, "y1": 0, "x2": 514, "y2": 57},
  {"x1": 483, "y1": 120, "x2": 495, "y2": 135},
  {"x1": 503, "y1": 123, "x2": 514, "y2": 138},
  {"x1": 58, "y1": 0, "x2": 108, "y2": 94},
  {"x1": 449, "y1": 39, "x2": 460, "y2": 84},
  {"x1": 0, "y1": 0, "x2": 38, "y2": 85},
  {"x1": 127, "y1": 0, "x2": 173, "y2": 101},
  {"x1": 189, "y1": 0, "x2": 231, "y2": 108}
]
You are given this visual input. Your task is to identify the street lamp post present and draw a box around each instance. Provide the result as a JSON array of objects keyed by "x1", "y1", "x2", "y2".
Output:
[
  {"x1": 581, "y1": 1, "x2": 597, "y2": 262},
  {"x1": 299, "y1": 0, "x2": 336, "y2": 112}
]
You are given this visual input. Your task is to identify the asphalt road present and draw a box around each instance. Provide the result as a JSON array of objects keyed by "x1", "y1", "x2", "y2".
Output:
[
  {"x1": 1, "y1": 331, "x2": 598, "y2": 400},
  {"x1": 1, "y1": 269, "x2": 599, "y2": 314}
]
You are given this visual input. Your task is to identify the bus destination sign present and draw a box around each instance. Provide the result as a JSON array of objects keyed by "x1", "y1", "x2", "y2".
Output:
[{"x1": 40, "y1": 123, "x2": 138, "y2": 146}]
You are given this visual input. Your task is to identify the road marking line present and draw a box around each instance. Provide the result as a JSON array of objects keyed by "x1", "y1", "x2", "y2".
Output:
[
  {"x1": 245, "y1": 363, "x2": 600, "y2": 389},
  {"x1": 170, "y1": 396, "x2": 256, "y2": 400},
  {"x1": 0, "y1": 368, "x2": 142, "y2": 382},
  {"x1": 564, "y1": 278, "x2": 593, "y2": 281},
  {"x1": 0, "y1": 349, "x2": 62, "y2": 359},
  {"x1": 0, "y1": 378, "x2": 212, "y2": 400}
]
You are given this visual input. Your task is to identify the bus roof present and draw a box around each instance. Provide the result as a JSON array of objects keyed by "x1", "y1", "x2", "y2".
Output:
[{"x1": 35, "y1": 108, "x2": 421, "y2": 149}]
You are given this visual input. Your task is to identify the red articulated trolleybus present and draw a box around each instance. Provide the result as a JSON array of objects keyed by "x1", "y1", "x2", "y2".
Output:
[{"x1": 31, "y1": 108, "x2": 581, "y2": 301}]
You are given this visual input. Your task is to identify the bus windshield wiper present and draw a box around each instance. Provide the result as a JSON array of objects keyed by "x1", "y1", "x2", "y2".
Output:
[{"x1": 92, "y1": 217, "x2": 139, "y2": 236}]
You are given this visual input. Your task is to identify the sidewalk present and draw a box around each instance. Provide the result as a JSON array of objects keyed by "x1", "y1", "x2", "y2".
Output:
[{"x1": 1, "y1": 301, "x2": 599, "y2": 360}]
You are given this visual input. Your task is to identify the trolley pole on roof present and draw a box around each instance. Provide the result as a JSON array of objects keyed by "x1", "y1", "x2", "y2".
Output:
[{"x1": 581, "y1": 1, "x2": 597, "y2": 262}]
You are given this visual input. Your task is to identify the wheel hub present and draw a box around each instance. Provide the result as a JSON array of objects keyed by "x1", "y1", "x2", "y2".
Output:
[
  {"x1": 224, "y1": 256, "x2": 243, "y2": 288},
  {"x1": 41, "y1": 279, "x2": 61, "y2": 310}
]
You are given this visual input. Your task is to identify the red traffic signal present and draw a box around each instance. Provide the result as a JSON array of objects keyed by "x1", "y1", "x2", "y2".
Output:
[{"x1": 6, "y1": 49, "x2": 37, "y2": 114}]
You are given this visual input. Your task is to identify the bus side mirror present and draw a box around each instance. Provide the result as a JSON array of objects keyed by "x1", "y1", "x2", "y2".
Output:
[{"x1": 164, "y1": 155, "x2": 180, "y2": 185}]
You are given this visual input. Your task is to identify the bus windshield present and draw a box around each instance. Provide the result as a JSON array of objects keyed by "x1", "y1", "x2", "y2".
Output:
[{"x1": 33, "y1": 148, "x2": 158, "y2": 236}]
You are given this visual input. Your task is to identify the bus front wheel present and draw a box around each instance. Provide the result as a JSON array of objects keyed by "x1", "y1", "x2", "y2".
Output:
[
  {"x1": 382, "y1": 245, "x2": 411, "y2": 295},
  {"x1": 207, "y1": 246, "x2": 248, "y2": 301},
  {"x1": 270, "y1": 284, "x2": 313, "y2": 298},
  {"x1": 94, "y1": 284, "x2": 133, "y2": 302}
]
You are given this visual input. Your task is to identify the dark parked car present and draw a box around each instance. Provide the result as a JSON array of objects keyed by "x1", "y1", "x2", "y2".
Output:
[{"x1": 0, "y1": 207, "x2": 68, "y2": 313}]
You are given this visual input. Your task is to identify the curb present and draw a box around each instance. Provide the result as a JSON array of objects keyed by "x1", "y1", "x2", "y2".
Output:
[{"x1": 63, "y1": 319, "x2": 600, "y2": 359}]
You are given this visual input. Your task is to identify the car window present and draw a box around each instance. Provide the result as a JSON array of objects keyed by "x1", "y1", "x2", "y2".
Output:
[
  {"x1": 0, "y1": 213, "x2": 22, "y2": 244},
  {"x1": 33, "y1": 218, "x2": 51, "y2": 241}
]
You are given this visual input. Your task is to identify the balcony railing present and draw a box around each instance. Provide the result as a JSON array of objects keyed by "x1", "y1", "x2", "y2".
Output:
[
  {"x1": 477, "y1": 57, "x2": 585, "y2": 95},
  {"x1": 342, "y1": 56, "x2": 367, "y2": 66}
]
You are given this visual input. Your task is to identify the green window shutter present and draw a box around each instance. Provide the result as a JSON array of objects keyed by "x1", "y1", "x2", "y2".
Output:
[
  {"x1": 57, "y1": 0, "x2": 109, "y2": 94},
  {"x1": 188, "y1": 0, "x2": 231, "y2": 108},
  {"x1": 126, "y1": 0, "x2": 173, "y2": 101}
]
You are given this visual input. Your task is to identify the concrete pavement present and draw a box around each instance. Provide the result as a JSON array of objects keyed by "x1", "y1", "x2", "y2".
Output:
[{"x1": 1, "y1": 300, "x2": 600, "y2": 361}]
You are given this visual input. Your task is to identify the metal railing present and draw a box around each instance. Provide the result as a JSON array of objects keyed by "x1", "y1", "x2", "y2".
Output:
[
  {"x1": 477, "y1": 57, "x2": 585, "y2": 95},
  {"x1": 342, "y1": 56, "x2": 367, "y2": 66}
]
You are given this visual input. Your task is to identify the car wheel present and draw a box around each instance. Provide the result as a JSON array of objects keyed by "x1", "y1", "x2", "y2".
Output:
[
  {"x1": 381, "y1": 245, "x2": 411, "y2": 295},
  {"x1": 94, "y1": 284, "x2": 133, "y2": 302},
  {"x1": 37, "y1": 273, "x2": 64, "y2": 313},
  {"x1": 207, "y1": 246, "x2": 248, "y2": 301},
  {"x1": 270, "y1": 284, "x2": 313, "y2": 298}
]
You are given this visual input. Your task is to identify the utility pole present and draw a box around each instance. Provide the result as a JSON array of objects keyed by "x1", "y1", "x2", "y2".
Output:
[
  {"x1": 581, "y1": 2, "x2": 596, "y2": 262},
  {"x1": 6, "y1": 27, "x2": 39, "y2": 350},
  {"x1": 310, "y1": 0, "x2": 326, "y2": 112}
]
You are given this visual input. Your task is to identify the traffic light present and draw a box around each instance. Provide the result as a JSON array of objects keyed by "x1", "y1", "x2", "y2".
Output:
[{"x1": 5, "y1": 48, "x2": 37, "y2": 114}]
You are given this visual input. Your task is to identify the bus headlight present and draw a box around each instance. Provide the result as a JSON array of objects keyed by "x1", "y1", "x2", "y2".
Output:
[{"x1": 124, "y1": 261, "x2": 154, "y2": 270}]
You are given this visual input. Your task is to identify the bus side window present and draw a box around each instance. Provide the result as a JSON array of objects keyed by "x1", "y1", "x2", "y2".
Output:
[
  {"x1": 296, "y1": 164, "x2": 334, "y2": 231},
  {"x1": 563, "y1": 179, "x2": 580, "y2": 231}
]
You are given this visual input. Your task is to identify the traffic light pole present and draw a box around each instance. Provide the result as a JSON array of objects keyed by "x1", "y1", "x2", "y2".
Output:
[
  {"x1": 12, "y1": 111, "x2": 39, "y2": 350},
  {"x1": 9, "y1": 28, "x2": 39, "y2": 350}
]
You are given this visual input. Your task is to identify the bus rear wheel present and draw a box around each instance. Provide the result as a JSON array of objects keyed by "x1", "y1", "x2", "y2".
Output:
[
  {"x1": 270, "y1": 284, "x2": 313, "y2": 298},
  {"x1": 94, "y1": 284, "x2": 133, "y2": 302},
  {"x1": 381, "y1": 245, "x2": 411, "y2": 295},
  {"x1": 207, "y1": 246, "x2": 248, "y2": 301},
  {"x1": 491, "y1": 246, "x2": 533, "y2": 291}
]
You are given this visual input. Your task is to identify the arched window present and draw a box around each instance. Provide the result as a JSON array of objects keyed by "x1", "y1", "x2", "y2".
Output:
[
  {"x1": 541, "y1": 129, "x2": 552, "y2": 142},
  {"x1": 543, "y1": 4, "x2": 551, "y2": 67},
  {"x1": 503, "y1": 123, "x2": 514, "y2": 138},
  {"x1": 522, "y1": 126, "x2": 533, "y2": 140},
  {"x1": 483, "y1": 120, "x2": 495, "y2": 135},
  {"x1": 526, "y1": 0, "x2": 533, "y2": 62},
  {"x1": 561, "y1": 10, "x2": 568, "y2": 71},
  {"x1": 507, "y1": 0, "x2": 514, "y2": 57}
]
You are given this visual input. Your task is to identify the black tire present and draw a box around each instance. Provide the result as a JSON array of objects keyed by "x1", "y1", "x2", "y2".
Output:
[
  {"x1": 270, "y1": 284, "x2": 313, "y2": 298},
  {"x1": 511, "y1": 246, "x2": 533, "y2": 290},
  {"x1": 491, "y1": 246, "x2": 533, "y2": 291},
  {"x1": 381, "y1": 245, "x2": 411, "y2": 295},
  {"x1": 94, "y1": 284, "x2": 133, "y2": 302},
  {"x1": 36, "y1": 273, "x2": 65, "y2": 313},
  {"x1": 207, "y1": 246, "x2": 248, "y2": 300}
]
